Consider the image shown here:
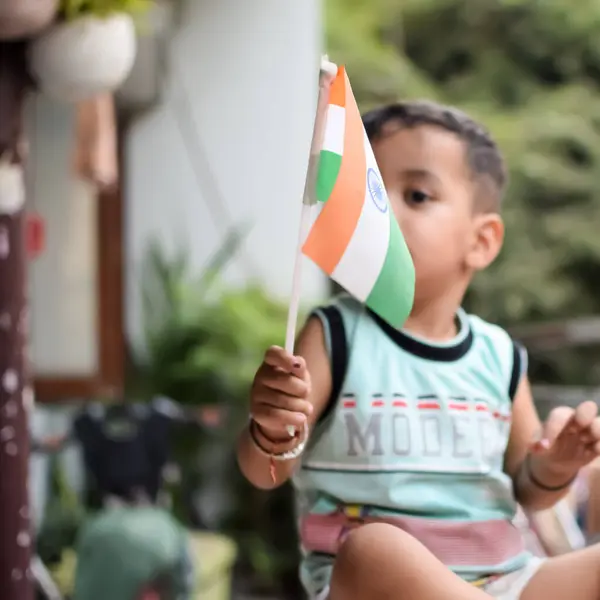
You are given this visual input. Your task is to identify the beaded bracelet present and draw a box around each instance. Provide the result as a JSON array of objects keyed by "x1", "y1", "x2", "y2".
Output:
[{"x1": 249, "y1": 418, "x2": 309, "y2": 484}]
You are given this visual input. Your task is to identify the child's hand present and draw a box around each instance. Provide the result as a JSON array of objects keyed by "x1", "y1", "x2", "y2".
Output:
[
  {"x1": 250, "y1": 346, "x2": 313, "y2": 440},
  {"x1": 531, "y1": 401, "x2": 600, "y2": 477}
]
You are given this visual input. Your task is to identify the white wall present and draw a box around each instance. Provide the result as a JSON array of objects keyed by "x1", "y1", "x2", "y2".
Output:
[
  {"x1": 126, "y1": 0, "x2": 327, "y2": 347},
  {"x1": 26, "y1": 97, "x2": 99, "y2": 378},
  {"x1": 25, "y1": 97, "x2": 97, "y2": 527}
]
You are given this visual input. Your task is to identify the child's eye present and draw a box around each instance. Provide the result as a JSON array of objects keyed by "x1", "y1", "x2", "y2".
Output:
[{"x1": 405, "y1": 189, "x2": 431, "y2": 204}]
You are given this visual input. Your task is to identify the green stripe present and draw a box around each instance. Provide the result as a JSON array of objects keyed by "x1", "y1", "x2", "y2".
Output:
[
  {"x1": 366, "y1": 213, "x2": 415, "y2": 329},
  {"x1": 316, "y1": 150, "x2": 342, "y2": 203}
]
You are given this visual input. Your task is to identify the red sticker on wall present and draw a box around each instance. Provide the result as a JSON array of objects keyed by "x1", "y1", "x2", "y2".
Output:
[{"x1": 26, "y1": 212, "x2": 45, "y2": 260}]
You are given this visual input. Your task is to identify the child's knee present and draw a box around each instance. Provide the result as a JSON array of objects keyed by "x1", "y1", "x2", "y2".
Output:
[
  {"x1": 333, "y1": 524, "x2": 416, "y2": 587},
  {"x1": 329, "y1": 524, "x2": 422, "y2": 599},
  {"x1": 339, "y1": 523, "x2": 408, "y2": 563}
]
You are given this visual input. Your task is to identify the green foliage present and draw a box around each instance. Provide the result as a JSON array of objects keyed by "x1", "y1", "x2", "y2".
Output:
[
  {"x1": 60, "y1": 0, "x2": 153, "y2": 19},
  {"x1": 325, "y1": 0, "x2": 438, "y2": 108},
  {"x1": 37, "y1": 456, "x2": 85, "y2": 566},
  {"x1": 135, "y1": 230, "x2": 288, "y2": 407},
  {"x1": 131, "y1": 234, "x2": 301, "y2": 593},
  {"x1": 327, "y1": 0, "x2": 600, "y2": 384}
]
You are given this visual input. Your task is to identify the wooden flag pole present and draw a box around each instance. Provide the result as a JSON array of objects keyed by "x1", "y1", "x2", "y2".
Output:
[{"x1": 284, "y1": 57, "x2": 338, "y2": 356}]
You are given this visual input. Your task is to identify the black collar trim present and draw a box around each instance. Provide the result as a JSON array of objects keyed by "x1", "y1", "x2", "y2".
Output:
[{"x1": 368, "y1": 308, "x2": 473, "y2": 362}]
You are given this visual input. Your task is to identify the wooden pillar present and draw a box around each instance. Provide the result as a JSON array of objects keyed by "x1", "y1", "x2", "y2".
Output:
[{"x1": 0, "y1": 40, "x2": 34, "y2": 600}]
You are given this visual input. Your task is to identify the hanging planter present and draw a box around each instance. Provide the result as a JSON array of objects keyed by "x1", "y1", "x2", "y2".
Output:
[
  {"x1": 0, "y1": 0, "x2": 59, "y2": 40},
  {"x1": 28, "y1": 1, "x2": 153, "y2": 102},
  {"x1": 29, "y1": 13, "x2": 137, "y2": 102}
]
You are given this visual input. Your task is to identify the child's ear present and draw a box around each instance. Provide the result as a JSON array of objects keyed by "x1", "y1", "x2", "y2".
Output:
[{"x1": 466, "y1": 213, "x2": 504, "y2": 271}]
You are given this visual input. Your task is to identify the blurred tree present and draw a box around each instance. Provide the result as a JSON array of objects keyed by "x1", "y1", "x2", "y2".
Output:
[{"x1": 327, "y1": 0, "x2": 600, "y2": 385}]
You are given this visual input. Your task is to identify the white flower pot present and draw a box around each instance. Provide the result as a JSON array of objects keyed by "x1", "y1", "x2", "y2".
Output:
[
  {"x1": 0, "y1": 0, "x2": 58, "y2": 40},
  {"x1": 29, "y1": 13, "x2": 137, "y2": 102}
]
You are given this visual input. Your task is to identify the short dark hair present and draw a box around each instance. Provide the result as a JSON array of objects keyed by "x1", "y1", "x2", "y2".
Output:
[{"x1": 362, "y1": 100, "x2": 507, "y2": 210}]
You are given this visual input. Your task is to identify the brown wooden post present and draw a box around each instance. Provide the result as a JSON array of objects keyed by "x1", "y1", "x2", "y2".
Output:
[{"x1": 0, "y1": 40, "x2": 34, "y2": 600}]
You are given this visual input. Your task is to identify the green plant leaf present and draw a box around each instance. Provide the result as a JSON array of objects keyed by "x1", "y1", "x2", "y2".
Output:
[{"x1": 59, "y1": 0, "x2": 154, "y2": 19}]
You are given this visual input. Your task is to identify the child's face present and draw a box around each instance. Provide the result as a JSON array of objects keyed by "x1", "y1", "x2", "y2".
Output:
[{"x1": 372, "y1": 124, "x2": 503, "y2": 304}]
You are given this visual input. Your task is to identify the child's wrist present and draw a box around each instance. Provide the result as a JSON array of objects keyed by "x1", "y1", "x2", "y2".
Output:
[
  {"x1": 250, "y1": 419, "x2": 301, "y2": 453},
  {"x1": 255, "y1": 422, "x2": 293, "y2": 444},
  {"x1": 525, "y1": 454, "x2": 578, "y2": 491},
  {"x1": 248, "y1": 419, "x2": 309, "y2": 485}
]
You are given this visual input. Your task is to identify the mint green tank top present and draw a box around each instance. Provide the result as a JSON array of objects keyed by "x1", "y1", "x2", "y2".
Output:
[{"x1": 292, "y1": 295, "x2": 530, "y2": 597}]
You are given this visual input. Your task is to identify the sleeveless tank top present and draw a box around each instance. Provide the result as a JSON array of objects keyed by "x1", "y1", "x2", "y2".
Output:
[{"x1": 292, "y1": 295, "x2": 530, "y2": 597}]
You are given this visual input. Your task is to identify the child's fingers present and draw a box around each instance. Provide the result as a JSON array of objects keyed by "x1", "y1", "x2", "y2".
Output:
[
  {"x1": 574, "y1": 400, "x2": 598, "y2": 431},
  {"x1": 565, "y1": 403, "x2": 599, "y2": 447},
  {"x1": 588, "y1": 417, "x2": 600, "y2": 442},
  {"x1": 264, "y1": 346, "x2": 297, "y2": 371},
  {"x1": 252, "y1": 403, "x2": 308, "y2": 431},
  {"x1": 534, "y1": 406, "x2": 575, "y2": 451},
  {"x1": 258, "y1": 392, "x2": 313, "y2": 417},
  {"x1": 530, "y1": 438, "x2": 551, "y2": 454},
  {"x1": 251, "y1": 346, "x2": 313, "y2": 434},
  {"x1": 263, "y1": 347, "x2": 309, "y2": 381},
  {"x1": 533, "y1": 404, "x2": 600, "y2": 464},
  {"x1": 259, "y1": 367, "x2": 311, "y2": 399},
  {"x1": 577, "y1": 416, "x2": 600, "y2": 445},
  {"x1": 290, "y1": 356, "x2": 309, "y2": 381}
]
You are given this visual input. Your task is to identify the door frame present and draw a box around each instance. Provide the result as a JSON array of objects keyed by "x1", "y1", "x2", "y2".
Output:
[{"x1": 34, "y1": 125, "x2": 125, "y2": 403}]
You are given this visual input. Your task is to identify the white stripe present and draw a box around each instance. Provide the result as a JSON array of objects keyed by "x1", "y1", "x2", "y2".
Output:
[
  {"x1": 321, "y1": 105, "x2": 345, "y2": 156},
  {"x1": 330, "y1": 132, "x2": 390, "y2": 301}
]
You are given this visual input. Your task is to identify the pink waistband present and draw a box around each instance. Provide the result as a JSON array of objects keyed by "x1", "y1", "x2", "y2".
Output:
[{"x1": 300, "y1": 510, "x2": 525, "y2": 567}]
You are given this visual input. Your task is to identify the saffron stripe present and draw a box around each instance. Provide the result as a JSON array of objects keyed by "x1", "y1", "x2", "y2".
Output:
[
  {"x1": 328, "y1": 67, "x2": 345, "y2": 107},
  {"x1": 328, "y1": 129, "x2": 391, "y2": 302},
  {"x1": 302, "y1": 69, "x2": 366, "y2": 274}
]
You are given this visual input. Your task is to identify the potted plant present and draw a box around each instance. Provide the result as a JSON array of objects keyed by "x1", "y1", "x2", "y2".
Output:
[
  {"x1": 0, "y1": 0, "x2": 59, "y2": 40},
  {"x1": 131, "y1": 233, "x2": 305, "y2": 597},
  {"x1": 28, "y1": 0, "x2": 153, "y2": 102}
]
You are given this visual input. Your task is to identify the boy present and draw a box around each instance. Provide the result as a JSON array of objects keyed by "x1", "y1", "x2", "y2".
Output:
[{"x1": 237, "y1": 101, "x2": 600, "y2": 599}]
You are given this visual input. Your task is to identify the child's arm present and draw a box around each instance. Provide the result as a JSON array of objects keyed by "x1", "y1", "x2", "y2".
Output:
[
  {"x1": 504, "y1": 377, "x2": 577, "y2": 510},
  {"x1": 236, "y1": 316, "x2": 333, "y2": 490},
  {"x1": 505, "y1": 377, "x2": 600, "y2": 511}
]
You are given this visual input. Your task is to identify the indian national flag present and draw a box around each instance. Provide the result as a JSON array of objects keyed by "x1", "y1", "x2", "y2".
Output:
[{"x1": 302, "y1": 67, "x2": 415, "y2": 328}]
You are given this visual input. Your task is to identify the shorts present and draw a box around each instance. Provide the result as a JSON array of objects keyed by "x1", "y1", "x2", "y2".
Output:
[
  {"x1": 311, "y1": 557, "x2": 545, "y2": 600},
  {"x1": 481, "y1": 557, "x2": 545, "y2": 599}
]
